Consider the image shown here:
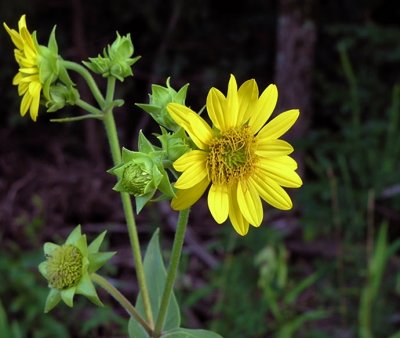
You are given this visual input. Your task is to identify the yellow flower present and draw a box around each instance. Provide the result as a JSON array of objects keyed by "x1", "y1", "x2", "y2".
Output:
[
  {"x1": 167, "y1": 75, "x2": 303, "y2": 236},
  {"x1": 4, "y1": 15, "x2": 42, "y2": 121}
]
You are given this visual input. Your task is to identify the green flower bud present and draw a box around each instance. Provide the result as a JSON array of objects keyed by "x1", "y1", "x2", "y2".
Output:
[
  {"x1": 157, "y1": 127, "x2": 191, "y2": 163},
  {"x1": 109, "y1": 150, "x2": 163, "y2": 197},
  {"x1": 39, "y1": 225, "x2": 116, "y2": 312},
  {"x1": 136, "y1": 77, "x2": 189, "y2": 131},
  {"x1": 83, "y1": 32, "x2": 140, "y2": 81},
  {"x1": 46, "y1": 84, "x2": 80, "y2": 112},
  {"x1": 109, "y1": 146, "x2": 175, "y2": 213}
]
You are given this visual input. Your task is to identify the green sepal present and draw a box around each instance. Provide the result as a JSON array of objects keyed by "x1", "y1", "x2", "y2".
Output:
[
  {"x1": 38, "y1": 261, "x2": 47, "y2": 279},
  {"x1": 60, "y1": 287, "x2": 76, "y2": 308},
  {"x1": 135, "y1": 190, "x2": 157, "y2": 214},
  {"x1": 88, "y1": 251, "x2": 116, "y2": 273},
  {"x1": 66, "y1": 225, "x2": 82, "y2": 244},
  {"x1": 162, "y1": 328, "x2": 224, "y2": 338},
  {"x1": 158, "y1": 166, "x2": 176, "y2": 198},
  {"x1": 76, "y1": 273, "x2": 103, "y2": 307},
  {"x1": 44, "y1": 289, "x2": 61, "y2": 313},
  {"x1": 138, "y1": 130, "x2": 156, "y2": 153},
  {"x1": 88, "y1": 230, "x2": 107, "y2": 253},
  {"x1": 44, "y1": 242, "x2": 60, "y2": 256}
]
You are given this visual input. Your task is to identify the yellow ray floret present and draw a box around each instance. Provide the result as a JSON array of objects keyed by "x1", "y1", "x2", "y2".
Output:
[
  {"x1": 167, "y1": 74, "x2": 302, "y2": 236},
  {"x1": 4, "y1": 15, "x2": 42, "y2": 121}
]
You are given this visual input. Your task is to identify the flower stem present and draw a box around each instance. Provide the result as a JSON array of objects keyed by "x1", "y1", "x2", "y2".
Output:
[
  {"x1": 154, "y1": 208, "x2": 190, "y2": 336},
  {"x1": 91, "y1": 273, "x2": 153, "y2": 336},
  {"x1": 102, "y1": 76, "x2": 154, "y2": 328},
  {"x1": 61, "y1": 60, "x2": 105, "y2": 107},
  {"x1": 76, "y1": 98, "x2": 103, "y2": 115}
]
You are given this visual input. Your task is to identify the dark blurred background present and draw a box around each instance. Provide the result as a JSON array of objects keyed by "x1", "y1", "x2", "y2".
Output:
[{"x1": 1, "y1": 0, "x2": 400, "y2": 337}]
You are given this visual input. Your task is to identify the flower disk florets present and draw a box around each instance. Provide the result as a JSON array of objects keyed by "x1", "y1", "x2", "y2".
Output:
[
  {"x1": 122, "y1": 162, "x2": 152, "y2": 196},
  {"x1": 207, "y1": 126, "x2": 255, "y2": 185},
  {"x1": 45, "y1": 244, "x2": 83, "y2": 290}
]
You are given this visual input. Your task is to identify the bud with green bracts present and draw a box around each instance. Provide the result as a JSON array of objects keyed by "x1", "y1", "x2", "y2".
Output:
[
  {"x1": 136, "y1": 77, "x2": 189, "y2": 131},
  {"x1": 108, "y1": 147, "x2": 175, "y2": 212},
  {"x1": 83, "y1": 32, "x2": 140, "y2": 81},
  {"x1": 38, "y1": 225, "x2": 115, "y2": 313}
]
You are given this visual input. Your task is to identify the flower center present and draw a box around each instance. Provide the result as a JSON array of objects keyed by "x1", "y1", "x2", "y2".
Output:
[
  {"x1": 122, "y1": 163, "x2": 152, "y2": 196},
  {"x1": 46, "y1": 244, "x2": 83, "y2": 290},
  {"x1": 207, "y1": 126, "x2": 256, "y2": 185}
]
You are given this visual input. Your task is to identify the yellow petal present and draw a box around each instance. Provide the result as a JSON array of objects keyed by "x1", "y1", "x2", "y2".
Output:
[
  {"x1": 29, "y1": 81, "x2": 41, "y2": 121},
  {"x1": 255, "y1": 139, "x2": 294, "y2": 157},
  {"x1": 171, "y1": 177, "x2": 210, "y2": 210},
  {"x1": 173, "y1": 150, "x2": 208, "y2": 172},
  {"x1": 256, "y1": 109, "x2": 300, "y2": 141},
  {"x1": 174, "y1": 160, "x2": 208, "y2": 190},
  {"x1": 249, "y1": 84, "x2": 278, "y2": 133},
  {"x1": 258, "y1": 155, "x2": 298, "y2": 170},
  {"x1": 250, "y1": 174, "x2": 293, "y2": 210},
  {"x1": 20, "y1": 92, "x2": 32, "y2": 117},
  {"x1": 18, "y1": 15, "x2": 27, "y2": 31},
  {"x1": 206, "y1": 88, "x2": 226, "y2": 131},
  {"x1": 228, "y1": 185, "x2": 249, "y2": 236},
  {"x1": 237, "y1": 79, "x2": 258, "y2": 125},
  {"x1": 3, "y1": 23, "x2": 24, "y2": 50},
  {"x1": 223, "y1": 74, "x2": 239, "y2": 129},
  {"x1": 237, "y1": 180, "x2": 263, "y2": 226},
  {"x1": 256, "y1": 162, "x2": 302, "y2": 188},
  {"x1": 167, "y1": 103, "x2": 213, "y2": 150},
  {"x1": 207, "y1": 184, "x2": 229, "y2": 224}
]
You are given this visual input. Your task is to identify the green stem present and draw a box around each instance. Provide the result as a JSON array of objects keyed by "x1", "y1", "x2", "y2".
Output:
[
  {"x1": 50, "y1": 114, "x2": 102, "y2": 123},
  {"x1": 76, "y1": 98, "x2": 103, "y2": 115},
  {"x1": 102, "y1": 76, "x2": 154, "y2": 328},
  {"x1": 61, "y1": 60, "x2": 105, "y2": 107},
  {"x1": 154, "y1": 209, "x2": 190, "y2": 337},
  {"x1": 91, "y1": 273, "x2": 153, "y2": 336}
]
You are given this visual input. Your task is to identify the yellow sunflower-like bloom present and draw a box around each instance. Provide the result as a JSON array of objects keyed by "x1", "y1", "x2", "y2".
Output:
[
  {"x1": 167, "y1": 74, "x2": 303, "y2": 236},
  {"x1": 4, "y1": 15, "x2": 42, "y2": 121}
]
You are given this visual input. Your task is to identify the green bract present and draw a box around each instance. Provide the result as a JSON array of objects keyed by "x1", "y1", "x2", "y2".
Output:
[
  {"x1": 38, "y1": 225, "x2": 115, "y2": 313},
  {"x1": 157, "y1": 127, "x2": 191, "y2": 164},
  {"x1": 83, "y1": 32, "x2": 141, "y2": 81},
  {"x1": 136, "y1": 77, "x2": 189, "y2": 131},
  {"x1": 46, "y1": 83, "x2": 80, "y2": 112},
  {"x1": 37, "y1": 26, "x2": 75, "y2": 101}
]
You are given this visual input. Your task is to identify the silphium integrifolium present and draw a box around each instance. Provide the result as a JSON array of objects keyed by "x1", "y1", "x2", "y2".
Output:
[
  {"x1": 38, "y1": 225, "x2": 115, "y2": 313},
  {"x1": 83, "y1": 32, "x2": 141, "y2": 81},
  {"x1": 135, "y1": 77, "x2": 189, "y2": 131}
]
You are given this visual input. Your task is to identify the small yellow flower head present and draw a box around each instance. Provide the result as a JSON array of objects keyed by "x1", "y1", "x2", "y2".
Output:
[
  {"x1": 167, "y1": 74, "x2": 303, "y2": 236},
  {"x1": 39, "y1": 225, "x2": 115, "y2": 312},
  {"x1": 4, "y1": 15, "x2": 62, "y2": 121},
  {"x1": 4, "y1": 15, "x2": 42, "y2": 121}
]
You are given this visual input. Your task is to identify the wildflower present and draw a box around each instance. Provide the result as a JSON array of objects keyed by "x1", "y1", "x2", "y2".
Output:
[
  {"x1": 4, "y1": 15, "x2": 42, "y2": 121},
  {"x1": 167, "y1": 75, "x2": 302, "y2": 236},
  {"x1": 38, "y1": 225, "x2": 115, "y2": 312}
]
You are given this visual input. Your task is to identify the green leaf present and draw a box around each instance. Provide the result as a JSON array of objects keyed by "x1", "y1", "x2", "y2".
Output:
[
  {"x1": 134, "y1": 229, "x2": 181, "y2": 331},
  {"x1": 128, "y1": 318, "x2": 149, "y2": 338},
  {"x1": 162, "y1": 328, "x2": 224, "y2": 338}
]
